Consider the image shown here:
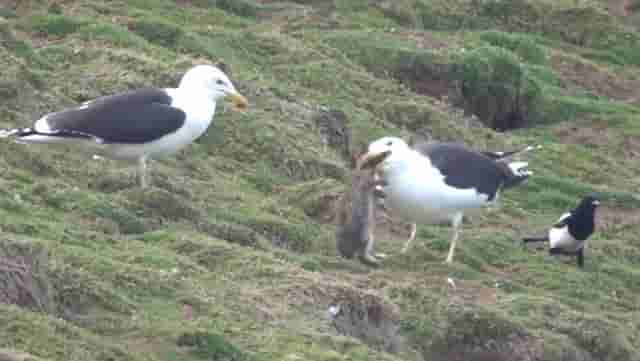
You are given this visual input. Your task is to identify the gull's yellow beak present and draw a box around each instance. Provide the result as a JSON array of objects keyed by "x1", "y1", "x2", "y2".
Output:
[
  {"x1": 227, "y1": 92, "x2": 249, "y2": 111},
  {"x1": 356, "y1": 150, "x2": 391, "y2": 170}
]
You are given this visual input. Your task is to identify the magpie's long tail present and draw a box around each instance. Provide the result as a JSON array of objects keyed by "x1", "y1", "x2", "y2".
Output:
[{"x1": 523, "y1": 236, "x2": 548, "y2": 243}]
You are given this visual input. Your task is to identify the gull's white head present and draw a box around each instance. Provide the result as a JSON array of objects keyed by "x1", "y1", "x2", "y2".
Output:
[
  {"x1": 357, "y1": 136, "x2": 413, "y2": 172},
  {"x1": 368, "y1": 137, "x2": 411, "y2": 155},
  {"x1": 178, "y1": 65, "x2": 248, "y2": 110}
]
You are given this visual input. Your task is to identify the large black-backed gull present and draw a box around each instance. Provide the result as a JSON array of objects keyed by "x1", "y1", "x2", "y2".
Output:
[
  {"x1": 373, "y1": 143, "x2": 541, "y2": 253},
  {"x1": 358, "y1": 136, "x2": 532, "y2": 263},
  {"x1": 0, "y1": 65, "x2": 248, "y2": 188},
  {"x1": 523, "y1": 195, "x2": 600, "y2": 267}
]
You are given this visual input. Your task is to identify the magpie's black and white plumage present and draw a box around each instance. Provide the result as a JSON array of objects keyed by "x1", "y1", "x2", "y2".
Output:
[
  {"x1": 523, "y1": 196, "x2": 600, "y2": 267},
  {"x1": 0, "y1": 65, "x2": 248, "y2": 188},
  {"x1": 358, "y1": 137, "x2": 533, "y2": 263}
]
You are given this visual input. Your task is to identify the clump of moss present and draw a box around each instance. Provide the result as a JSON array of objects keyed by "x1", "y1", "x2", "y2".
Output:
[
  {"x1": 452, "y1": 46, "x2": 542, "y2": 131},
  {"x1": 479, "y1": 30, "x2": 547, "y2": 65},
  {"x1": 0, "y1": 303, "x2": 136, "y2": 361},
  {"x1": 123, "y1": 188, "x2": 201, "y2": 222},
  {"x1": 197, "y1": 220, "x2": 262, "y2": 248},
  {"x1": 90, "y1": 203, "x2": 148, "y2": 235},
  {"x1": 416, "y1": 0, "x2": 488, "y2": 30},
  {"x1": 79, "y1": 22, "x2": 150, "y2": 49},
  {"x1": 0, "y1": 239, "x2": 55, "y2": 314},
  {"x1": 185, "y1": 0, "x2": 260, "y2": 17},
  {"x1": 0, "y1": 21, "x2": 49, "y2": 69},
  {"x1": 129, "y1": 18, "x2": 184, "y2": 48},
  {"x1": 28, "y1": 14, "x2": 86, "y2": 37},
  {"x1": 478, "y1": 0, "x2": 543, "y2": 29},
  {"x1": 426, "y1": 307, "x2": 533, "y2": 361},
  {"x1": 281, "y1": 178, "x2": 343, "y2": 221},
  {"x1": 251, "y1": 217, "x2": 317, "y2": 252},
  {"x1": 215, "y1": 0, "x2": 260, "y2": 18},
  {"x1": 177, "y1": 331, "x2": 256, "y2": 361},
  {"x1": 0, "y1": 8, "x2": 17, "y2": 18},
  {"x1": 216, "y1": 209, "x2": 319, "y2": 253},
  {"x1": 375, "y1": 1, "x2": 419, "y2": 27}
]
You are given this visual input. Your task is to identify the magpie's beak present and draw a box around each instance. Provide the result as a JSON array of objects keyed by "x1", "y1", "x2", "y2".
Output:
[{"x1": 357, "y1": 150, "x2": 391, "y2": 170}]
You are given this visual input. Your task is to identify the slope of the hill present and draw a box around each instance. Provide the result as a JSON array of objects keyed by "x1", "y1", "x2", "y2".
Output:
[{"x1": 0, "y1": 0, "x2": 639, "y2": 360}]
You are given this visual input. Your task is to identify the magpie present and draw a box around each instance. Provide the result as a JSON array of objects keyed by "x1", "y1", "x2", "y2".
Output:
[{"x1": 523, "y1": 196, "x2": 600, "y2": 267}]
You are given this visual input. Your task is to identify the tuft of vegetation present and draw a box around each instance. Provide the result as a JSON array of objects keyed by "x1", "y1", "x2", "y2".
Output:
[
  {"x1": 177, "y1": 331, "x2": 257, "y2": 361},
  {"x1": 214, "y1": 0, "x2": 260, "y2": 18},
  {"x1": 129, "y1": 18, "x2": 184, "y2": 48},
  {"x1": 27, "y1": 14, "x2": 86, "y2": 37},
  {"x1": 452, "y1": 46, "x2": 543, "y2": 130},
  {"x1": 478, "y1": 30, "x2": 548, "y2": 65}
]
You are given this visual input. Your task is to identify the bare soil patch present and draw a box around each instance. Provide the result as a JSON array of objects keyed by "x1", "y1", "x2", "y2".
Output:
[
  {"x1": 408, "y1": 74, "x2": 453, "y2": 100},
  {"x1": 400, "y1": 30, "x2": 453, "y2": 51},
  {"x1": 606, "y1": 0, "x2": 634, "y2": 16},
  {"x1": 0, "y1": 349, "x2": 44, "y2": 361},
  {"x1": 550, "y1": 51, "x2": 640, "y2": 102},
  {"x1": 427, "y1": 306, "x2": 547, "y2": 361},
  {"x1": 447, "y1": 279, "x2": 498, "y2": 306},
  {"x1": 383, "y1": 30, "x2": 458, "y2": 100},
  {"x1": 597, "y1": 205, "x2": 640, "y2": 232},
  {"x1": 330, "y1": 287, "x2": 406, "y2": 354},
  {"x1": 430, "y1": 335, "x2": 545, "y2": 361},
  {"x1": 552, "y1": 120, "x2": 617, "y2": 148},
  {"x1": 242, "y1": 270, "x2": 408, "y2": 353},
  {"x1": 621, "y1": 135, "x2": 640, "y2": 159},
  {"x1": 552, "y1": 119, "x2": 640, "y2": 161}
]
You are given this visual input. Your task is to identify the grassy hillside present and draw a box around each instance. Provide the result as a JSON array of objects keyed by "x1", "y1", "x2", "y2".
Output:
[{"x1": 0, "y1": 0, "x2": 639, "y2": 360}]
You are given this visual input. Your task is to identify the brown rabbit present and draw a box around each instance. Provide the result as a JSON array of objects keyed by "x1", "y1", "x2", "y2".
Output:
[{"x1": 336, "y1": 151, "x2": 388, "y2": 267}]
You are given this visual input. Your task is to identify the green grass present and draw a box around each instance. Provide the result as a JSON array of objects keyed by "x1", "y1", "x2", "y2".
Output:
[
  {"x1": 27, "y1": 14, "x2": 88, "y2": 37},
  {"x1": 0, "y1": 0, "x2": 639, "y2": 360}
]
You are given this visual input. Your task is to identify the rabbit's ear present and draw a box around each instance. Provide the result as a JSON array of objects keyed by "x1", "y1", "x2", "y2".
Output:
[{"x1": 350, "y1": 152, "x2": 360, "y2": 170}]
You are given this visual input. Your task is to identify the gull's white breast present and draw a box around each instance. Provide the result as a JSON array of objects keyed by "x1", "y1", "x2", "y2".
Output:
[{"x1": 382, "y1": 166, "x2": 489, "y2": 224}]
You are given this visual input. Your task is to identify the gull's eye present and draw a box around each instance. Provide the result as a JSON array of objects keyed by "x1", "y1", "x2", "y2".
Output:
[
  {"x1": 385, "y1": 141, "x2": 393, "y2": 146},
  {"x1": 216, "y1": 79, "x2": 226, "y2": 86}
]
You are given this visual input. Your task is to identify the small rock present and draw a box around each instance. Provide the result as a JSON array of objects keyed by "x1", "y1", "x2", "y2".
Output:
[{"x1": 328, "y1": 305, "x2": 341, "y2": 317}]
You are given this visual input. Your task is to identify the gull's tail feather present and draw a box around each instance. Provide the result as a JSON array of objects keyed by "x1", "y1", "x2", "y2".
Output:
[
  {"x1": 524, "y1": 144, "x2": 543, "y2": 152},
  {"x1": 0, "y1": 127, "x2": 98, "y2": 144},
  {"x1": 508, "y1": 161, "x2": 531, "y2": 176},
  {"x1": 503, "y1": 161, "x2": 532, "y2": 189},
  {"x1": 483, "y1": 144, "x2": 542, "y2": 161},
  {"x1": 0, "y1": 128, "x2": 22, "y2": 138}
]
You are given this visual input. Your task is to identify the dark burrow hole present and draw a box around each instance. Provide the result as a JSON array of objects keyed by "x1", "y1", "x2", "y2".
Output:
[{"x1": 393, "y1": 58, "x2": 535, "y2": 132}]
